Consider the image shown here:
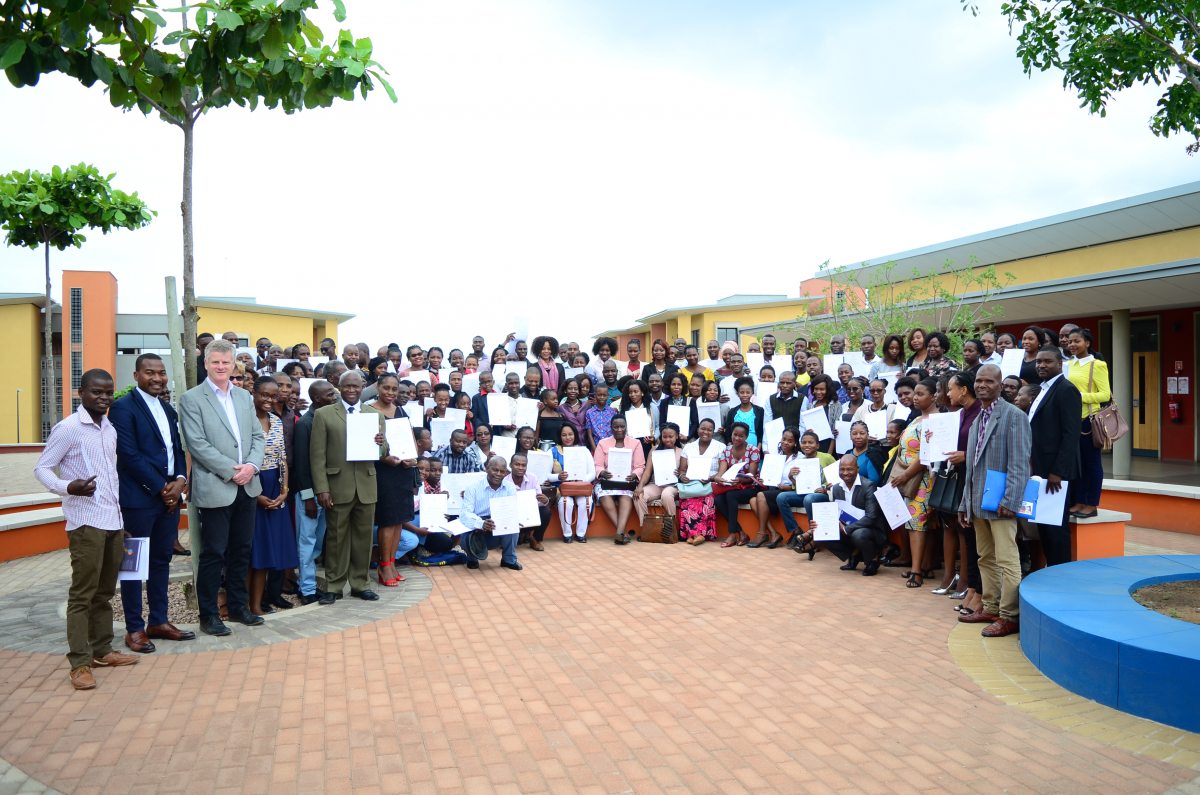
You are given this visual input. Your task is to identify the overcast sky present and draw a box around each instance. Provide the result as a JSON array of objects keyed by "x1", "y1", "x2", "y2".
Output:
[{"x1": 0, "y1": 0, "x2": 1193, "y2": 353}]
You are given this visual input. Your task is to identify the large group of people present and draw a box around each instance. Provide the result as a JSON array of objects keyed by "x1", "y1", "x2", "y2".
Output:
[{"x1": 34, "y1": 321, "x2": 1112, "y2": 689}]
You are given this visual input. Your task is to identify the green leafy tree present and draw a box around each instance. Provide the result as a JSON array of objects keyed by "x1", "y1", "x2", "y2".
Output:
[
  {"x1": 965, "y1": 1, "x2": 1200, "y2": 153},
  {"x1": 0, "y1": 164, "x2": 153, "y2": 425},
  {"x1": 797, "y1": 257, "x2": 1016, "y2": 359},
  {"x1": 1, "y1": 1, "x2": 395, "y2": 386}
]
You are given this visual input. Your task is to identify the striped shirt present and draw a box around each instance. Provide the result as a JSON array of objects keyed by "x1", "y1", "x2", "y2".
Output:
[{"x1": 34, "y1": 405, "x2": 123, "y2": 531}]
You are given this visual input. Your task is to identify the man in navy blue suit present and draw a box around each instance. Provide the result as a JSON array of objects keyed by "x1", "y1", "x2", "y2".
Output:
[{"x1": 108, "y1": 354, "x2": 196, "y2": 653}]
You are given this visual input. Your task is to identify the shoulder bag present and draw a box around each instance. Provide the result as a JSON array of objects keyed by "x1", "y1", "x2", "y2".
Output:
[{"x1": 1084, "y1": 361, "x2": 1129, "y2": 449}]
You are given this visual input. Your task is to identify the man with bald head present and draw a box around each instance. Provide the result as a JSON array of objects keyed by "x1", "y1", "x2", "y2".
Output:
[
  {"x1": 309, "y1": 370, "x2": 387, "y2": 601},
  {"x1": 341, "y1": 344, "x2": 362, "y2": 372}
]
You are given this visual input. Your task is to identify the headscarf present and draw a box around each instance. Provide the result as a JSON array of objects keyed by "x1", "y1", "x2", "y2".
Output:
[
  {"x1": 365, "y1": 356, "x2": 387, "y2": 384},
  {"x1": 720, "y1": 340, "x2": 740, "y2": 356}
]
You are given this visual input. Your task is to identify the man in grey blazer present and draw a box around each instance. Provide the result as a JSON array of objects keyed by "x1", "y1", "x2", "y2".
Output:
[
  {"x1": 179, "y1": 339, "x2": 266, "y2": 637},
  {"x1": 958, "y1": 364, "x2": 1031, "y2": 638}
]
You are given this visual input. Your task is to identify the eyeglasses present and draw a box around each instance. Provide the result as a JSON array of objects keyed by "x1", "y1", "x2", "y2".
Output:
[{"x1": 231, "y1": 375, "x2": 244, "y2": 382}]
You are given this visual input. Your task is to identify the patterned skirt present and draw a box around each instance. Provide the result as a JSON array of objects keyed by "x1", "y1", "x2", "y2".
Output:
[{"x1": 678, "y1": 495, "x2": 717, "y2": 540}]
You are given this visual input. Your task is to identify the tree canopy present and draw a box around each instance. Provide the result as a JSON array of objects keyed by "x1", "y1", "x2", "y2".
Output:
[{"x1": 967, "y1": 1, "x2": 1200, "y2": 153}]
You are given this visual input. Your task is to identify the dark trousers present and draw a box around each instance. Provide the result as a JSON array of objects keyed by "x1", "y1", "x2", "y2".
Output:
[
  {"x1": 66, "y1": 526, "x2": 124, "y2": 670},
  {"x1": 197, "y1": 487, "x2": 255, "y2": 621},
  {"x1": 531, "y1": 503, "x2": 551, "y2": 542},
  {"x1": 821, "y1": 526, "x2": 886, "y2": 563},
  {"x1": 714, "y1": 487, "x2": 757, "y2": 533},
  {"x1": 1038, "y1": 513, "x2": 1072, "y2": 567},
  {"x1": 119, "y1": 505, "x2": 179, "y2": 632},
  {"x1": 1075, "y1": 418, "x2": 1104, "y2": 506}
]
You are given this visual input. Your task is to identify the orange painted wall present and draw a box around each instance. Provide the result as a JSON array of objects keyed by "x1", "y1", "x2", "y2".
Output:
[
  {"x1": 60, "y1": 270, "x2": 118, "y2": 417},
  {"x1": 1100, "y1": 490, "x2": 1200, "y2": 536},
  {"x1": 0, "y1": 521, "x2": 68, "y2": 562}
]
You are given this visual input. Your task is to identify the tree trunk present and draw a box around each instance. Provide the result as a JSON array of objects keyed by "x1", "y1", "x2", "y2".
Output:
[
  {"x1": 43, "y1": 241, "x2": 58, "y2": 428},
  {"x1": 181, "y1": 118, "x2": 198, "y2": 389}
]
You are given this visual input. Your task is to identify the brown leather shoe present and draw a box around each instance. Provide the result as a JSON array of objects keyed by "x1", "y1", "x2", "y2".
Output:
[
  {"x1": 146, "y1": 623, "x2": 197, "y2": 642},
  {"x1": 981, "y1": 618, "x2": 1020, "y2": 637},
  {"x1": 529, "y1": 538, "x2": 544, "y2": 552},
  {"x1": 70, "y1": 665, "x2": 96, "y2": 690},
  {"x1": 957, "y1": 609, "x2": 1000, "y2": 624},
  {"x1": 124, "y1": 631, "x2": 156, "y2": 654},
  {"x1": 93, "y1": 651, "x2": 140, "y2": 667}
]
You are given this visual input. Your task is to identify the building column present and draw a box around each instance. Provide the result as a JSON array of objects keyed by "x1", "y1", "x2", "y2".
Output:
[{"x1": 1111, "y1": 308, "x2": 1132, "y2": 479}]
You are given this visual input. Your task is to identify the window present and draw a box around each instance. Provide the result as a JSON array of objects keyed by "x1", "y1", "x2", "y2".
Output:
[
  {"x1": 69, "y1": 288, "x2": 83, "y2": 344},
  {"x1": 716, "y1": 326, "x2": 739, "y2": 345},
  {"x1": 691, "y1": 330, "x2": 700, "y2": 349}
]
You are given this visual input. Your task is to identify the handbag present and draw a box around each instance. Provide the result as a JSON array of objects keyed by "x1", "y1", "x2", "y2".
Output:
[
  {"x1": 637, "y1": 506, "x2": 678, "y2": 543},
  {"x1": 881, "y1": 451, "x2": 920, "y2": 499},
  {"x1": 1084, "y1": 361, "x2": 1128, "y2": 450},
  {"x1": 927, "y1": 463, "x2": 965, "y2": 514},
  {"x1": 678, "y1": 480, "x2": 712, "y2": 499},
  {"x1": 559, "y1": 481, "x2": 594, "y2": 497}
]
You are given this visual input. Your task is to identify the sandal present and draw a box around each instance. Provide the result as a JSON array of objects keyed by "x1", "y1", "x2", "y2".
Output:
[
  {"x1": 736, "y1": 535, "x2": 750, "y2": 547},
  {"x1": 905, "y1": 573, "x2": 924, "y2": 588},
  {"x1": 720, "y1": 537, "x2": 738, "y2": 548}
]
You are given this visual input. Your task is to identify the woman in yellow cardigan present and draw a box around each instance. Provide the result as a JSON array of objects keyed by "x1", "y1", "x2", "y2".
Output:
[{"x1": 1066, "y1": 328, "x2": 1111, "y2": 518}]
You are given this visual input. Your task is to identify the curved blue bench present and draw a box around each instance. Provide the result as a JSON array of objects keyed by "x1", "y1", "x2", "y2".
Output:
[{"x1": 1020, "y1": 555, "x2": 1200, "y2": 732}]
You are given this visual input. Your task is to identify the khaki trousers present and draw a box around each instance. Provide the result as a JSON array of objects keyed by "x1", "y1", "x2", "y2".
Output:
[
  {"x1": 320, "y1": 500, "x2": 374, "y2": 595},
  {"x1": 974, "y1": 517, "x2": 1021, "y2": 621},
  {"x1": 66, "y1": 526, "x2": 125, "y2": 669}
]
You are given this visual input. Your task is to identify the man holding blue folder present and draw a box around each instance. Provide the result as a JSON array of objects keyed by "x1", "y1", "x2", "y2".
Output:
[{"x1": 958, "y1": 364, "x2": 1031, "y2": 638}]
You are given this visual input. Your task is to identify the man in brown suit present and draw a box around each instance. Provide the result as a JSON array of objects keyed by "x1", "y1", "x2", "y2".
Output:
[{"x1": 310, "y1": 370, "x2": 386, "y2": 601}]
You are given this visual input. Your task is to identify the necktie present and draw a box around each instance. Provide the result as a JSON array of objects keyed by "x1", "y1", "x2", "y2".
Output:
[{"x1": 348, "y1": 406, "x2": 355, "y2": 413}]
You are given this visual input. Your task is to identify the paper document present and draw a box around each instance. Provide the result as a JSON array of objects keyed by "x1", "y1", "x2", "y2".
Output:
[
  {"x1": 822, "y1": 354, "x2": 844, "y2": 377},
  {"x1": 298, "y1": 378, "x2": 322, "y2": 403},
  {"x1": 117, "y1": 536, "x2": 149, "y2": 582},
  {"x1": 875, "y1": 483, "x2": 912, "y2": 530},
  {"x1": 758, "y1": 453, "x2": 786, "y2": 486},
  {"x1": 517, "y1": 490, "x2": 542, "y2": 528},
  {"x1": 651, "y1": 449, "x2": 679, "y2": 486},
  {"x1": 1028, "y1": 476, "x2": 1069, "y2": 525},
  {"x1": 801, "y1": 406, "x2": 833, "y2": 441},
  {"x1": 763, "y1": 417, "x2": 785, "y2": 452},
  {"x1": 695, "y1": 402, "x2": 722, "y2": 430},
  {"x1": 489, "y1": 494, "x2": 521, "y2": 535},
  {"x1": 721, "y1": 461, "x2": 747, "y2": 483},
  {"x1": 1000, "y1": 348, "x2": 1024, "y2": 379},
  {"x1": 345, "y1": 412, "x2": 381, "y2": 461},
  {"x1": 441, "y1": 473, "x2": 484, "y2": 515},
  {"x1": 514, "y1": 397, "x2": 540, "y2": 430},
  {"x1": 837, "y1": 498, "x2": 865, "y2": 521},
  {"x1": 810, "y1": 502, "x2": 841, "y2": 541},
  {"x1": 685, "y1": 455, "x2": 713, "y2": 481},
  {"x1": 666, "y1": 404, "x2": 690, "y2": 438},
  {"x1": 384, "y1": 417, "x2": 417, "y2": 461},
  {"x1": 919, "y1": 410, "x2": 961, "y2": 465},
  {"x1": 623, "y1": 408, "x2": 653, "y2": 439},
  {"x1": 865, "y1": 410, "x2": 888, "y2": 440},
  {"x1": 606, "y1": 447, "x2": 633, "y2": 480},
  {"x1": 754, "y1": 382, "x2": 776, "y2": 408},
  {"x1": 793, "y1": 458, "x2": 823, "y2": 493},
  {"x1": 486, "y1": 393, "x2": 513, "y2": 427},
  {"x1": 834, "y1": 420, "x2": 854, "y2": 454},
  {"x1": 407, "y1": 370, "x2": 431, "y2": 385},
  {"x1": 843, "y1": 352, "x2": 871, "y2": 378},
  {"x1": 823, "y1": 460, "x2": 841, "y2": 491},
  {"x1": 420, "y1": 493, "x2": 450, "y2": 530},
  {"x1": 444, "y1": 407, "x2": 467, "y2": 426},
  {"x1": 461, "y1": 373, "x2": 480, "y2": 395},
  {"x1": 430, "y1": 418, "x2": 459, "y2": 449},
  {"x1": 442, "y1": 519, "x2": 470, "y2": 536},
  {"x1": 525, "y1": 450, "x2": 555, "y2": 485},
  {"x1": 562, "y1": 447, "x2": 593, "y2": 481},
  {"x1": 564, "y1": 367, "x2": 583, "y2": 379},
  {"x1": 490, "y1": 435, "x2": 517, "y2": 462}
]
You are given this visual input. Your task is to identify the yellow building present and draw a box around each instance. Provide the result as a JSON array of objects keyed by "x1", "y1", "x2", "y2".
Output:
[
  {"x1": 596, "y1": 294, "x2": 817, "y2": 354},
  {"x1": 1, "y1": 273, "x2": 353, "y2": 444}
]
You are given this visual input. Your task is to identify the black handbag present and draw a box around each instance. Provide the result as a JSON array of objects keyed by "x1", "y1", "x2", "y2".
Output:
[{"x1": 928, "y1": 463, "x2": 965, "y2": 514}]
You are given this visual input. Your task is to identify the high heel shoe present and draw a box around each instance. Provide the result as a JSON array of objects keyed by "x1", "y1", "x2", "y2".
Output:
[
  {"x1": 746, "y1": 533, "x2": 768, "y2": 548},
  {"x1": 767, "y1": 536, "x2": 783, "y2": 549},
  {"x1": 931, "y1": 574, "x2": 960, "y2": 595}
]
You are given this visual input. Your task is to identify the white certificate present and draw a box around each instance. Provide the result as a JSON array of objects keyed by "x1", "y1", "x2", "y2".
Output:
[
  {"x1": 564, "y1": 367, "x2": 583, "y2": 379},
  {"x1": 117, "y1": 536, "x2": 149, "y2": 581},
  {"x1": 308, "y1": 355, "x2": 329, "y2": 366},
  {"x1": 865, "y1": 410, "x2": 889, "y2": 440},
  {"x1": 514, "y1": 397, "x2": 540, "y2": 430},
  {"x1": 744, "y1": 352, "x2": 765, "y2": 373},
  {"x1": 442, "y1": 472, "x2": 484, "y2": 515},
  {"x1": 516, "y1": 489, "x2": 541, "y2": 528},
  {"x1": 758, "y1": 453, "x2": 786, "y2": 486},
  {"x1": 1030, "y1": 476, "x2": 1070, "y2": 525},
  {"x1": 1000, "y1": 348, "x2": 1024, "y2": 379},
  {"x1": 444, "y1": 407, "x2": 468, "y2": 426},
  {"x1": 810, "y1": 501, "x2": 842, "y2": 542},
  {"x1": 384, "y1": 417, "x2": 417, "y2": 460},
  {"x1": 563, "y1": 447, "x2": 593, "y2": 481},
  {"x1": 430, "y1": 418, "x2": 459, "y2": 449},
  {"x1": 754, "y1": 382, "x2": 776, "y2": 408},
  {"x1": 666, "y1": 404, "x2": 691, "y2": 438},
  {"x1": 834, "y1": 420, "x2": 854, "y2": 454},
  {"x1": 491, "y1": 364, "x2": 510, "y2": 384},
  {"x1": 801, "y1": 406, "x2": 834, "y2": 441},
  {"x1": 606, "y1": 447, "x2": 633, "y2": 480},
  {"x1": 685, "y1": 455, "x2": 713, "y2": 481},
  {"x1": 422, "y1": 397, "x2": 437, "y2": 412},
  {"x1": 823, "y1": 460, "x2": 841, "y2": 490},
  {"x1": 721, "y1": 460, "x2": 747, "y2": 483},
  {"x1": 407, "y1": 369, "x2": 431, "y2": 385},
  {"x1": 822, "y1": 354, "x2": 844, "y2": 377},
  {"x1": 875, "y1": 483, "x2": 913, "y2": 530},
  {"x1": 488, "y1": 494, "x2": 521, "y2": 535},
  {"x1": 763, "y1": 417, "x2": 785, "y2": 452},
  {"x1": 624, "y1": 408, "x2": 652, "y2": 439},
  {"x1": 526, "y1": 450, "x2": 555, "y2": 485},
  {"x1": 437, "y1": 368, "x2": 454, "y2": 384},
  {"x1": 298, "y1": 377, "x2": 322, "y2": 402},
  {"x1": 837, "y1": 498, "x2": 865, "y2": 522},
  {"x1": 345, "y1": 411, "x2": 381, "y2": 461},
  {"x1": 843, "y1": 352, "x2": 870, "y2": 378},
  {"x1": 442, "y1": 518, "x2": 470, "y2": 536},
  {"x1": 461, "y1": 373, "x2": 480, "y2": 395},
  {"x1": 891, "y1": 404, "x2": 913, "y2": 422},
  {"x1": 720, "y1": 376, "x2": 738, "y2": 400},
  {"x1": 486, "y1": 393, "x2": 513, "y2": 427},
  {"x1": 919, "y1": 410, "x2": 961, "y2": 465},
  {"x1": 696, "y1": 401, "x2": 722, "y2": 430},
  {"x1": 490, "y1": 435, "x2": 517, "y2": 462},
  {"x1": 506, "y1": 362, "x2": 527, "y2": 377},
  {"x1": 420, "y1": 493, "x2": 450, "y2": 530},
  {"x1": 793, "y1": 458, "x2": 823, "y2": 493},
  {"x1": 651, "y1": 449, "x2": 679, "y2": 486}
]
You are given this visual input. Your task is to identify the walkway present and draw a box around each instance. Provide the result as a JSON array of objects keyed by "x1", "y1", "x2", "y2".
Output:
[{"x1": 0, "y1": 528, "x2": 1199, "y2": 793}]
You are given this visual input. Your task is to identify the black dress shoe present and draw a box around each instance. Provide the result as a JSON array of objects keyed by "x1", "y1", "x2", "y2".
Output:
[
  {"x1": 269, "y1": 597, "x2": 294, "y2": 610},
  {"x1": 234, "y1": 611, "x2": 265, "y2": 626},
  {"x1": 350, "y1": 589, "x2": 379, "y2": 601},
  {"x1": 200, "y1": 617, "x2": 231, "y2": 636},
  {"x1": 500, "y1": 560, "x2": 523, "y2": 571},
  {"x1": 317, "y1": 592, "x2": 337, "y2": 606},
  {"x1": 840, "y1": 554, "x2": 861, "y2": 571},
  {"x1": 862, "y1": 560, "x2": 881, "y2": 577},
  {"x1": 299, "y1": 594, "x2": 320, "y2": 606},
  {"x1": 467, "y1": 560, "x2": 480, "y2": 569},
  {"x1": 576, "y1": 537, "x2": 587, "y2": 544}
]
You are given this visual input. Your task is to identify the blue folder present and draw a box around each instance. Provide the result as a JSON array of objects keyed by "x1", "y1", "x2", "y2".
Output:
[
  {"x1": 981, "y1": 469, "x2": 1007, "y2": 513},
  {"x1": 1016, "y1": 478, "x2": 1040, "y2": 520}
]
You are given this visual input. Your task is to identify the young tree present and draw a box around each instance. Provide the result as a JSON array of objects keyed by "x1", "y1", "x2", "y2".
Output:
[
  {"x1": 0, "y1": 164, "x2": 153, "y2": 425},
  {"x1": 1, "y1": 1, "x2": 395, "y2": 386},
  {"x1": 965, "y1": 1, "x2": 1200, "y2": 153}
]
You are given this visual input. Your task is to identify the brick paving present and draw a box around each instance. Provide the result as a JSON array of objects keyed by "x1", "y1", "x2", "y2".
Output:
[{"x1": 0, "y1": 530, "x2": 1197, "y2": 793}]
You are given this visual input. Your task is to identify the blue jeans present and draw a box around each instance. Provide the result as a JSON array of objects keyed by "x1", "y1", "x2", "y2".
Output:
[
  {"x1": 776, "y1": 491, "x2": 829, "y2": 534},
  {"x1": 396, "y1": 529, "x2": 419, "y2": 560},
  {"x1": 459, "y1": 531, "x2": 518, "y2": 565},
  {"x1": 296, "y1": 501, "x2": 326, "y2": 597}
]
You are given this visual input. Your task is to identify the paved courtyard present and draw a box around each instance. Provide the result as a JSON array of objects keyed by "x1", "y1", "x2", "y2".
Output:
[{"x1": 0, "y1": 527, "x2": 1199, "y2": 794}]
